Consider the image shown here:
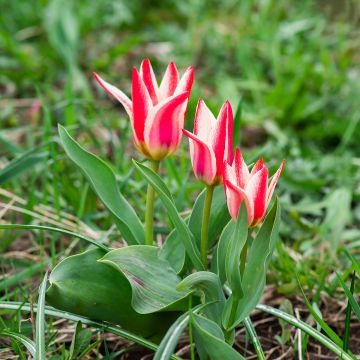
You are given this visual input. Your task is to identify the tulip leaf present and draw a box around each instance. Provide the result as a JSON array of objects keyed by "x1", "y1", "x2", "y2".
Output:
[
  {"x1": 160, "y1": 229, "x2": 186, "y2": 274},
  {"x1": 225, "y1": 205, "x2": 248, "y2": 299},
  {"x1": 154, "y1": 303, "x2": 209, "y2": 360},
  {"x1": 99, "y1": 245, "x2": 191, "y2": 314},
  {"x1": 223, "y1": 198, "x2": 281, "y2": 329},
  {"x1": 216, "y1": 220, "x2": 236, "y2": 284},
  {"x1": 47, "y1": 248, "x2": 171, "y2": 337},
  {"x1": 191, "y1": 313, "x2": 245, "y2": 360},
  {"x1": 132, "y1": 160, "x2": 204, "y2": 270},
  {"x1": 35, "y1": 272, "x2": 47, "y2": 360},
  {"x1": 177, "y1": 272, "x2": 225, "y2": 324},
  {"x1": 58, "y1": 125, "x2": 145, "y2": 245},
  {"x1": 161, "y1": 186, "x2": 229, "y2": 274}
]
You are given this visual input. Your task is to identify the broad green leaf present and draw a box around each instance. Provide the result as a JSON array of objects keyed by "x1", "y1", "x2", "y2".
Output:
[
  {"x1": 0, "y1": 330, "x2": 36, "y2": 357},
  {"x1": 162, "y1": 186, "x2": 229, "y2": 274},
  {"x1": 192, "y1": 313, "x2": 245, "y2": 360},
  {"x1": 233, "y1": 97, "x2": 243, "y2": 150},
  {"x1": 216, "y1": 220, "x2": 236, "y2": 284},
  {"x1": 100, "y1": 246, "x2": 191, "y2": 314},
  {"x1": 225, "y1": 205, "x2": 248, "y2": 299},
  {"x1": 223, "y1": 199, "x2": 280, "y2": 329},
  {"x1": 177, "y1": 272, "x2": 225, "y2": 324},
  {"x1": 160, "y1": 229, "x2": 186, "y2": 274},
  {"x1": 47, "y1": 248, "x2": 170, "y2": 337},
  {"x1": 0, "y1": 144, "x2": 49, "y2": 185},
  {"x1": 58, "y1": 125, "x2": 144, "y2": 245},
  {"x1": 35, "y1": 273, "x2": 47, "y2": 360},
  {"x1": 0, "y1": 301, "x2": 180, "y2": 360},
  {"x1": 69, "y1": 322, "x2": 92, "y2": 360},
  {"x1": 132, "y1": 160, "x2": 204, "y2": 270}
]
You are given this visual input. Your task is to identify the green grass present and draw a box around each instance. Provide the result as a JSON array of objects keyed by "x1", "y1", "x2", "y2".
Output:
[{"x1": 1, "y1": 0, "x2": 360, "y2": 358}]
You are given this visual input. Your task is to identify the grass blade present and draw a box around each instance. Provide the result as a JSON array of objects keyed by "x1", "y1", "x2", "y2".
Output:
[
  {"x1": 0, "y1": 330, "x2": 36, "y2": 356},
  {"x1": 296, "y1": 274, "x2": 343, "y2": 347},
  {"x1": 257, "y1": 304, "x2": 354, "y2": 360},
  {"x1": 336, "y1": 272, "x2": 360, "y2": 322},
  {"x1": 243, "y1": 317, "x2": 265, "y2": 360},
  {"x1": 343, "y1": 272, "x2": 355, "y2": 352},
  {"x1": 35, "y1": 273, "x2": 48, "y2": 360},
  {"x1": 345, "y1": 250, "x2": 360, "y2": 278},
  {"x1": 0, "y1": 223, "x2": 109, "y2": 251}
]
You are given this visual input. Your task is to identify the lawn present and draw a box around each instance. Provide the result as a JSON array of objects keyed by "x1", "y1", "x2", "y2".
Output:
[{"x1": 1, "y1": 0, "x2": 360, "y2": 359}]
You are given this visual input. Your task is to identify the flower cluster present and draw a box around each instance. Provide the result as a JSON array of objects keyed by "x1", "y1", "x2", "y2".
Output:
[{"x1": 94, "y1": 59, "x2": 284, "y2": 227}]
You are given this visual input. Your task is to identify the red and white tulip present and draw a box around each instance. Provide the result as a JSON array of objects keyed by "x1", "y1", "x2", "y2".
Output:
[
  {"x1": 183, "y1": 99, "x2": 234, "y2": 186},
  {"x1": 224, "y1": 149, "x2": 284, "y2": 227},
  {"x1": 93, "y1": 59, "x2": 194, "y2": 160}
]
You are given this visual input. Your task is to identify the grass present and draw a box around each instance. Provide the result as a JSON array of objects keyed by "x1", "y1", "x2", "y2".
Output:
[{"x1": 1, "y1": 0, "x2": 360, "y2": 358}]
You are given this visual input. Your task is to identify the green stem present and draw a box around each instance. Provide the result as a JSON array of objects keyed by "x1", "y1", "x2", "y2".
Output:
[
  {"x1": 200, "y1": 185, "x2": 214, "y2": 267},
  {"x1": 145, "y1": 160, "x2": 160, "y2": 245}
]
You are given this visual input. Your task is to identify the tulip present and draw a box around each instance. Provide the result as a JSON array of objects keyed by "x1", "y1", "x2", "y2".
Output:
[
  {"x1": 93, "y1": 59, "x2": 194, "y2": 160},
  {"x1": 183, "y1": 99, "x2": 234, "y2": 266},
  {"x1": 182, "y1": 99, "x2": 234, "y2": 186},
  {"x1": 224, "y1": 149, "x2": 284, "y2": 227}
]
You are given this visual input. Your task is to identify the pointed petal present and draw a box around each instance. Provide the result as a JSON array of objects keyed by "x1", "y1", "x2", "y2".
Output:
[
  {"x1": 233, "y1": 148, "x2": 250, "y2": 189},
  {"x1": 224, "y1": 101, "x2": 234, "y2": 164},
  {"x1": 183, "y1": 129, "x2": 217, "y2": 185},
  {"x1": 245, "y1": 166, "x2": 269, "y2": 226},
  {"x1": 132, "y1": 67, "x2": 153, "y2": 142},
  {"x1": 144, "y1": 92, "x2": 189, "y2": 160},
  {"x1": 224, "y1": 180, "x2": 254, "y2": 224},
  {"x1": 140, "y1": 58, "x2": 159, "y2": 105},
  {"x1": 266, "y1": 160, "x2": 285, "y2": 207},
  {"x1": 174, "y1": 66, "x2": 194, "y2": 95},
  {"x1": 159, "y1": 61, "x2": 179, "y2": 100},
  {"x1": 193, "y1": 99, "x2": 217, "y2": 142},
  {"x1": 93, "y1": 72, "x2": 133, "y2": 117},
  {"x1": 250, "y1": 157, "x2": 264, "y2": 175},
  {"x1": 211, "y1": 102, "x2": 229, "y2": 178}
]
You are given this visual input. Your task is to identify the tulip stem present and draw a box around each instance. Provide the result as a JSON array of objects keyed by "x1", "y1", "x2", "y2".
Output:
[
  {"x1": 200, "y1": 185, "x2": 214, "y2": 267},
  {"x1": 145, "y1": 160, "x2": 160, "y2": 246}
]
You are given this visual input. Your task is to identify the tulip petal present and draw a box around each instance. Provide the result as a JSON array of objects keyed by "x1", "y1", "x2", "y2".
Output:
[
  {"x1": 233, "y1": 148, "x2": 250, "y2": 189},
  {"x1": 223, "y1": 101, "x2": 234, "y2": 164},
  {"x1": 211, "y1": 102, "x2": 228, "y2": 177},
  {"x1": 245, "y1": 167, "x2": 269, "y2": 225},
  {"x1": 224, "y1": 180, "x2": 254, "y2": 224},
  {"x1": 132, "y1": 68, "x2": 153, "y2": 142},
  {"x1": 144, "y1": 92, "x2": 189, "y2": 160},
  {"x1": 193, "y1": 99, "x2": 217, "y2": 142},
  {"x1": 266, "y1": 160, "x2": 285, "y2": 207},
  {"x1": 93, "y1": 72, "x2": 133, "y2": 118},
  {"x1": 159, "y1": 61, "x2": 179, "y2": 100},
  {"x1": 140, "y1": 58, "x2": 159, "y2": 105},
  {"x1": 174, "y1": 66, "x2": 194, "y2": 95},
  {"x1": 250, "y1": 157, "x2": 264, "y2": 175},
  {"x1": 183, "y1": 129, "x2": 217, "y2": 185}
]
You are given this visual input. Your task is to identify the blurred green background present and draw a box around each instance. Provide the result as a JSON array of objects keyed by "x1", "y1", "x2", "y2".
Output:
[{"x1": 1, "y1": 0, "x2": 360, "y2": 304}]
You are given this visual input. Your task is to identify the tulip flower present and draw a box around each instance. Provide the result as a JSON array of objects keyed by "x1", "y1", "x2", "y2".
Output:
[
  {"x1": 224, "y1": 149, "x2": 284, "y2": 227},
  {"x1": 182, "y1": 99, "x2": 234, "y2": 186},
  {"x1": 183, "y1": 99, "x2": 234, "y2": 266},
  {"x1": 93, "y1": 59, "x2": 194, "y2": 160}
]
